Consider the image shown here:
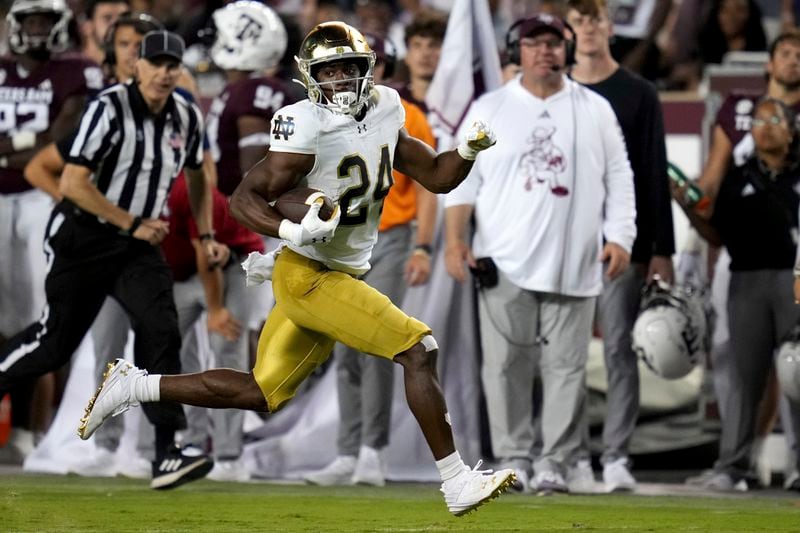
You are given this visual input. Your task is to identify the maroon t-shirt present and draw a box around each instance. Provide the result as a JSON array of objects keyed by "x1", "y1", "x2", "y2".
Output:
[
  {"x1": 206, "y1": 76, "x2": 295, "y2": 196},
  {"x1": 716, "y1": 90, "x2": 800, "y2": 145},
  {"x1": 0, "y1": 53, "x2": 103, "y2": 194},
  {"x1": 161, "y1": 174, "x2": 265, "y2": 282}
]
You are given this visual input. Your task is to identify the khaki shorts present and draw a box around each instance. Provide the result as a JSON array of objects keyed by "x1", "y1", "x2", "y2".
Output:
[{"x1": 254, "y1": 248, "x2": 431, "y2": 412}]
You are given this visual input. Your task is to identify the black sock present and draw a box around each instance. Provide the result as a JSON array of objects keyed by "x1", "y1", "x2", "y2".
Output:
[{"x1": 155, "y1": 426, "x2": 176, "y2": 460}]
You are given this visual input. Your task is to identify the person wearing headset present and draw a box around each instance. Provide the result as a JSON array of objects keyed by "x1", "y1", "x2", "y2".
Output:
[{"x1": 444, "y1": 12, "x2": 636, "y2": 494}]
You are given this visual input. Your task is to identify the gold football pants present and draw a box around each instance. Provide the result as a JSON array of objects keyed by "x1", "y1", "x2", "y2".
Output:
[{"x1": 254, "y1": 248, "x2": 431, "y2": 412}]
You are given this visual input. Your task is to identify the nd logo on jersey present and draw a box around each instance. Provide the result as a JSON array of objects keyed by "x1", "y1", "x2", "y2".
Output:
[{"x1": 273, "y1": 115, "x2": 295, "y2": 140}]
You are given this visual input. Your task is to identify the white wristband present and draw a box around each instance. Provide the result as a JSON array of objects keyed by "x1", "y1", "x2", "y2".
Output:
[
  {"x1": 457, "y1": 143, "x2": 478, "y2": 161},
  {"x1": 278, "y1": 219, "x2": 299, "y2": 244},
  {"x1": 0, "y1": 156, "x2": 7, "y2": 168},
  {"x1": 11, "y1": 131, "x2": 36, "y2": 152}
]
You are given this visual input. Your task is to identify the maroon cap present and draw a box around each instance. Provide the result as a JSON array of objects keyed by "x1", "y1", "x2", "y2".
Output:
[{"x1": 519, "y1": 13, "x2": 566, "y2": 40}]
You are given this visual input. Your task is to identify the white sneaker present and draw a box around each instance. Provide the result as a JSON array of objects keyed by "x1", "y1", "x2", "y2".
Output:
[
  {"x1": 118, "y1": 456, "x2": 152, "y2": 479},
  {"x1": 352, "y1": 446, "x2": 386, "y2": 487},
  {"x1": 69, "y1": 446, "x2": 117, "y2": 477},
  {"x1": 208, "y1": 459, "x2": 250, "y2": 482},
  {"x1": 78, "y1": 359, "x2": 144, "y2": 440},
  {"x1": 567, "y1": 460, "x2": 596, "y2": 493},
  {"x1": 603, "y1": 457, "x2": 636, "y2": 492},
  {"x1": 304, "y1": 455, "x2": 357, "y2": 486},
  {"x1": 440, "y1": 461, "x2": 515, "y2": 517}
]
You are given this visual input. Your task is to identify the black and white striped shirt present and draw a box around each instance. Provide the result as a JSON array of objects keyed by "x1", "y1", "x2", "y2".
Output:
[{"x1": 66, "y1": 80, "x2": 204, "y2": 220}]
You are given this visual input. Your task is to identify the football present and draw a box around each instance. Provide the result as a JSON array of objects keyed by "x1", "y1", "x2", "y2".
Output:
[{"x1": 274, "y1": 187, "x2": 336, "y2": 223}]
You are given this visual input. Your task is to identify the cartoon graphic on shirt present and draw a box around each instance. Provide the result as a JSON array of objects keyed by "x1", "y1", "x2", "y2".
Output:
[{"x1": 520, "y1": 126, "x2": 569, "y2": 196}]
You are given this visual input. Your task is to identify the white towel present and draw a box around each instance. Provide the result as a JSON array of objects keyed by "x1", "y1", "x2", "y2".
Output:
[{"x1": 241, "y1": 247, "x2": 282, "y2": 286}]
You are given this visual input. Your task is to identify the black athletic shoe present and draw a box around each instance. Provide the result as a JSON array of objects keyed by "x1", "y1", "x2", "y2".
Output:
[{"x1": 150, "y1": 445, "x2": 213, "y2": 490}]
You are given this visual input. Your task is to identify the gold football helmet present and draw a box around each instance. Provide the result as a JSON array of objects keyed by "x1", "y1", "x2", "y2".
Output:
[{"x1": 295, "y1": 21, "x2": 375, "y2": 115}]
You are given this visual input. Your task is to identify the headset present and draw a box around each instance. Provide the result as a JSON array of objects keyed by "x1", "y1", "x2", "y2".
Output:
[
  {"x1": 103, "y1": 12, "x2": 164, "y2": 68},
  {"x1": 505, "y1": 17, "x2": 576, "y2": 68}
]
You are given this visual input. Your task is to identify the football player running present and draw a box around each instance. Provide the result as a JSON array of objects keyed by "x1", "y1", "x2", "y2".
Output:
[{"x1": 79, "y1": 21, "x2": 514, "y2": 516}]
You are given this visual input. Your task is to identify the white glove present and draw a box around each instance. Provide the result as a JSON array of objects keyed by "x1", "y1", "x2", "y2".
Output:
[
  {"x1": 457, "y1": 120, "x2": 497, "y2": 161},
  {"x1": 278, "y1": 200, "x2": 341, "y2": 246}
]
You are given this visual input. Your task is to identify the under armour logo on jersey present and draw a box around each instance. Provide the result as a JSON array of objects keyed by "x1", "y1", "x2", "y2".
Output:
[
  {"x1": 357, "y1": 124, "x2": 367, "y2": 134},
  {"x1": 38, "y1": 79, "x2": 52, "y2": 91},
  {"x1": 158, "y1": 458, "x2": 183, "y2": 472},
  {"x1": 272, "y1": 115, "x2": 295, "y2": 140},
  {"x1": 235, "y1": 13, "x2": 264, "y2": 42}
]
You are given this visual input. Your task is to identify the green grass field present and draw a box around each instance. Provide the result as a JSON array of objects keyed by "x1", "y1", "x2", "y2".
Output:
[{"x1": 2, "y1": 474, "x2": 800, "y2": 532}]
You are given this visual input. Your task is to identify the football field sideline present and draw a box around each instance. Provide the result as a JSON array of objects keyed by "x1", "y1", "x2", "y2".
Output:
[{"x1": 2, "y1": 472, "x2": 799, "y2": 532}]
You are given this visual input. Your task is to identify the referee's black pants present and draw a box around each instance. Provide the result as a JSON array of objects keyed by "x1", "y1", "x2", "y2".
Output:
[{"x1": 0, "y1": 202, "x2": 186, "y2": 431}]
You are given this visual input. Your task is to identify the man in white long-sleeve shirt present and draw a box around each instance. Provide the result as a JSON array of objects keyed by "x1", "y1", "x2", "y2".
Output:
[{"x1": 444, "y1": 13, "x2": 636, "y2": 494}]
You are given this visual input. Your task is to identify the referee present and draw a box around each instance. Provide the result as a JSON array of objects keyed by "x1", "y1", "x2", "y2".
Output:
[{"x1": 0, "y1": 31, "x2": 223, "y2": 490}]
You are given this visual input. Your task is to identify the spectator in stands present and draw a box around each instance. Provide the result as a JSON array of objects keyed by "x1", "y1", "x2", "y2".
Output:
[
  {"x1": 675, "y1": 97, "x2": 800, "y2": 493},
  {"x1": 0, "y1": 0, "x2": 103, "y2": 464},
  {"x1": 80, "y1": 0, "x2": 131, "y2": 65},
  {"x1": 304, "y1": 32, "x2": 437, "y2": 488},
  {"x1": 566, "y1": 0, "x2": 675, "y2": 494},
  {"x1": 668, "y1": 0, "x2": 767, "y2": 90},
  {"x1": 607, "y1": 0, "x2": 671, "y2": 82},
  {"x1": 781, "y1": 0, "x2": 800, "y2": 32},
  {"x1": 444, "y1": 13, "x2": 636, "y2": 494},
  {"x1": 698, "y1": 0, "x2": 768, "y2": 67}
]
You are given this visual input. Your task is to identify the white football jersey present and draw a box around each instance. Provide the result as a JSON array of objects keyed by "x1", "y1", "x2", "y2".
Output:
[{"x1": 269, "y1": 85, "x2": 406, "y2": 275}]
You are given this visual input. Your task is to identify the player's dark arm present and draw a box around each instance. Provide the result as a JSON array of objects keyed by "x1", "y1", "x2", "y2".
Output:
[
  {"x1": 24, "y1": 142, "x2": 66, "y2": 201},
  {"x1": 237, "y1": 115, "x2": 271, "y2": 176},
  {"x1": 393, "y1": 129, "x2": 475, "y2": 194},
  {"x1": 0, "y1": 94, "x2": 86, "y2": 168},
  {"x1": 230, "y1": 150, "x2": 315, "y2": 237}
]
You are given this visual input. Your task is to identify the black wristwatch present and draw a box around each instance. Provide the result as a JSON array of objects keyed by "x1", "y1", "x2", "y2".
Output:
[{"x1": 123, "y1": 216, "x2": 142, "y2": 236}]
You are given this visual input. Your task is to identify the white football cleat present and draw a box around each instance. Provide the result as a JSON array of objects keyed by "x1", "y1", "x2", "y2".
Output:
[
  {"x1": 78, "y1": 359, "x2": 143, "y2": 440},
  {"x1": 440, "y1": 461, "x2": 516, "y2": 517}
]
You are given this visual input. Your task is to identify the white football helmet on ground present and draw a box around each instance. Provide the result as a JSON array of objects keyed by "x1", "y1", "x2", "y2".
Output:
[
  {"x1": 210, "y1": 0, "x2": 287, "y2": 72},
  {"x1": 777, "y1": 326, "x2": 800, "y2": 403},
  {"x1": 6, "y1": 0, "x2": 71, "y2": 54},
  {"x1": 632, "y1": 277, "x2": 708, "y2": 380}
]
